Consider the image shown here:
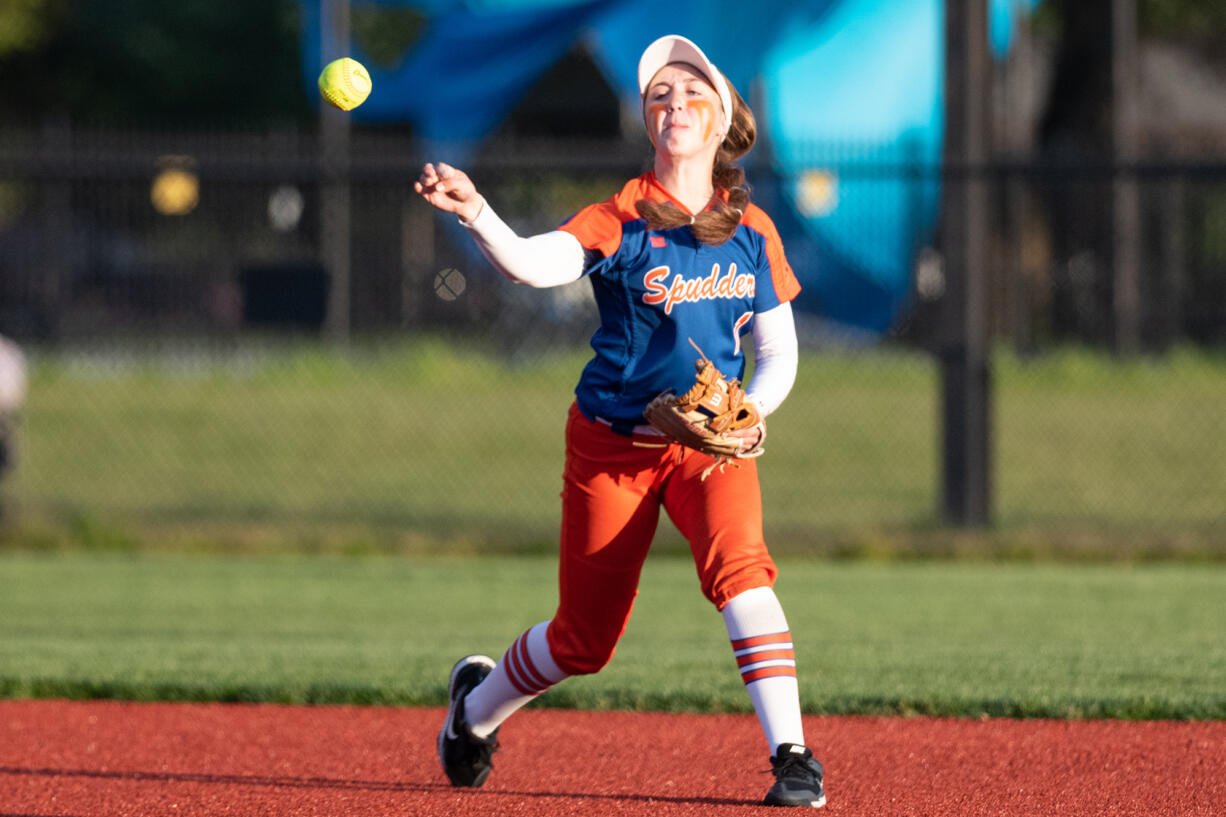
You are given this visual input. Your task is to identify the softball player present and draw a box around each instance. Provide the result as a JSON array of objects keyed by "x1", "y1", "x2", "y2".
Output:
[{"x1": 416, "y1": 35, "x2": 825, "y2": 808}]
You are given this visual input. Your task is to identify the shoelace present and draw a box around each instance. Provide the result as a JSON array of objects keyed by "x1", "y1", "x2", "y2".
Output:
[{"x1": 770, "y1": 754, "x2": 820, "y2": 783}]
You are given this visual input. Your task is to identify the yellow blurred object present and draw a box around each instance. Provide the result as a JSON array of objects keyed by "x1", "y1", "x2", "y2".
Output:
[
  {"x1": 318, "y1": 57, "x2": 372, "y2": 111},
  {"x1": 150, "y1": 167, "x2": 199, "y2": 216},
  {"x1": 796, "y1": 170, "x2": 838, "y2": 217}
]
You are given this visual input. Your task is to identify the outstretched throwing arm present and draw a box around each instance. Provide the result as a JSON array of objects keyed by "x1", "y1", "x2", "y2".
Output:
[{"x1": 414, "y1": 162, "x2": 584, "y2": 288}]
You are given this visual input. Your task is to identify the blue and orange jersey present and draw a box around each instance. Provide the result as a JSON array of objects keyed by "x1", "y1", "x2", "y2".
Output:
[{"x1": 559, "y1": 172, "x2": 800, "y2": 425}]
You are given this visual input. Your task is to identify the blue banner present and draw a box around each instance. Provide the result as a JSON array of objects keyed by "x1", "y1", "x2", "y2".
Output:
[{"x1": 301, "y1": 0, "x2": 1039, "y2": 333}]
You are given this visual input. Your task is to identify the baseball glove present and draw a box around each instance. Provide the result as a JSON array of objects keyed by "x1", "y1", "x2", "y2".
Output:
[{"x1": 643, "y1": 339, "x2": 766, "y2": 480}]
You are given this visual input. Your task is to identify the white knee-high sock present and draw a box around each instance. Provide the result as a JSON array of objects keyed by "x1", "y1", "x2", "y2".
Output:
[
  {"x1": 463, "y1": 621, "x2": 569, "y2": 738},
  {"x1": 721, "y1": 586, "x2": 806, "y2": 753}
]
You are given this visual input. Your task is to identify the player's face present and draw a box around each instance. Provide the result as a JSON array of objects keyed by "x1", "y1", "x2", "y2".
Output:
[{"x1": 643, "y1": 63, "x2": 726, "y2": 161}]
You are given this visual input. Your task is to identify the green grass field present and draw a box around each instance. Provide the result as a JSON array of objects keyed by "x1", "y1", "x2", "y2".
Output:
[
  {"x1": 1, "y1": 551, "x2": 1222, "y2": 720},
  {"x1": 5, "y1": 338, "x2": 1225, "y2": 558}
]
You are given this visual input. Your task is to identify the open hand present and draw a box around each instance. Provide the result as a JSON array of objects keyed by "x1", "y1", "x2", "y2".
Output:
[{"x1": 414, "y1": 162, "x2": 484, "y2": 222}]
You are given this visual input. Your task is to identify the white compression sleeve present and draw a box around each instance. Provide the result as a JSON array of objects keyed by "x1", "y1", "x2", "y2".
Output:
[
  {"x1": 459, "y1": 199, "x2": 586, "y2": 288},
  {"x1": 746, "y1": 302, "x2": 799, "y2": 417}
]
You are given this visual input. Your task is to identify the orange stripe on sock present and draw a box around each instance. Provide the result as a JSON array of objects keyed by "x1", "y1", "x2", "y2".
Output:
[
  {"x1": 740, "y1": 665, "x2": 798, "y2": 684},
  {"x1": 503, "y1": 645, "x2": 537, "y2": 696},
  {"x1": 731, "y1": 632, "x2": 792, "y2": 651},
  {"x1": 735, "y1": 648, "x2": 795, "y2": 668},
  {"x1": 513, "y1": 632, "x2": 552, "y2": 692},
  {"x1": 508, "y1": 635, "x2": 550, "y2": 696}
]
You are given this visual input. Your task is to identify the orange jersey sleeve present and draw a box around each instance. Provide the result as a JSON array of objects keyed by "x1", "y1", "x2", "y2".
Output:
[
  {"x1": 741, "y1": 204, "x2": 801, "y2": 303},
  {"x1": 558, "y1": 176, "x2": 654, "y2": 259},
  {"x1": 558, "y1": 199, "x2": 625, "y2": 259}
]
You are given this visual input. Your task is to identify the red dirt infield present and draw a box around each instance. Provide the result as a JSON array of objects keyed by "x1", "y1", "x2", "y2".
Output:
[{"x1": 1, "y1": 699, "x2": 1222, "y2": 816}]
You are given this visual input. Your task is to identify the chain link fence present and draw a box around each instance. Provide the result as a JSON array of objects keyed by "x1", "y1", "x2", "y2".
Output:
[{"x1": 0, "y1": 123, "x2": 1223, "y2": 556}]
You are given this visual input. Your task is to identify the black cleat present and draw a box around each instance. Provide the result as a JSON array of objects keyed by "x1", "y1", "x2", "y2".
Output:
[
  {"x1": 764, "y1": 743, "x2": 826, "y2": 807},
  {"x1": 437, "y1": 655, "x2": 499, "y2": 787}
]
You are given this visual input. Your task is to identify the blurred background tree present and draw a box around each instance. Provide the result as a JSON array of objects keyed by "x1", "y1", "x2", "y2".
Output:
[
  {"x1": 0, "y1": 0, "x2": 309, "y2": 125},
  {"x1": 1141, "y1": 0, "x2": 1226, "y2": 52},
  {"x1": 1038, "y1": 0, "x2": 1226, "y2": 153}
]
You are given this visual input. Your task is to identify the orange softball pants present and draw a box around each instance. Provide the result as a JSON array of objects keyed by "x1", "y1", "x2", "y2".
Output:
[{"x1": 545, "y1": 403, "x2": 779, "y2": 676}]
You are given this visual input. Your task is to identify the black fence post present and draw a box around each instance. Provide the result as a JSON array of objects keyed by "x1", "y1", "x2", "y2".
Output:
[
  {"x1": 1112, "y1": 0, "x2": 1141, "y2": 355},
  {"x1": 940, "y1": 0, "x2": 992, "y2": 526}
]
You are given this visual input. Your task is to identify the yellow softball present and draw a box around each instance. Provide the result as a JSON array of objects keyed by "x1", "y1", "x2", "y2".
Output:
[{"x1": 318, "y1": 57, "x2": 372, "y2": 111}]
